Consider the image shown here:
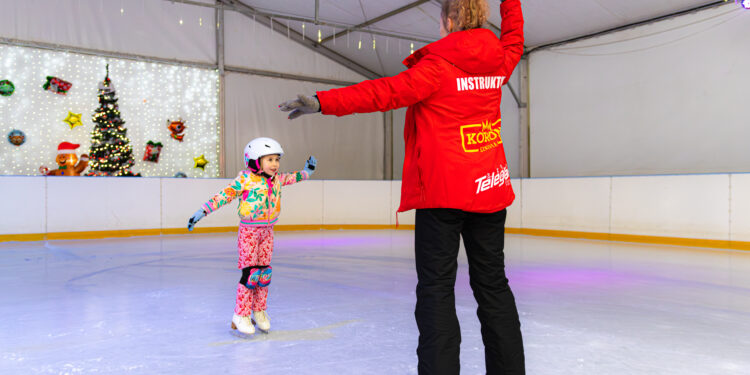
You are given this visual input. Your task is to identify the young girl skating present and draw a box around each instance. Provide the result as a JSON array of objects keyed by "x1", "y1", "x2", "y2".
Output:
[{"x1": 187, "y1": 137, "x2": 317, "y2": 335}]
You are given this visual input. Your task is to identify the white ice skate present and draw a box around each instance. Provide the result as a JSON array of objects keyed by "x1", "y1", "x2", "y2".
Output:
[
  {"x1": 231, "y1": 314, "x2": 255, "y2": 335},
  {"x1": 252, "y1": 310, "x2": 270, "y2": 332}
]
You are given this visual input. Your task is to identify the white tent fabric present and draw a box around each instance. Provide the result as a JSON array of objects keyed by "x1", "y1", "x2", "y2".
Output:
[
  {"x1": 224, "y1": 11, "x2": 368, "y2": 82},
  {"x1": 528, "y1": 5, "x2": 750, "y2": 177},
  {"x1": 0, "y1": 0, "x2": 216, "y2": 64},
  {"x1": 224, "y1": 73, "x2": 385, "y2": 179}
]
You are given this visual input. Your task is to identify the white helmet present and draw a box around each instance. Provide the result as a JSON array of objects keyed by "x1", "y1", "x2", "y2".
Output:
[{"x1": 244, "y1": 137, "x2": 284, "y2": 172}]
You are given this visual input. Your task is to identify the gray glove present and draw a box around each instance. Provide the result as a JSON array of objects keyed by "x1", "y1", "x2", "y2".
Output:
[{"x1": 279, "y1": 94, "x2": 321, "y2": 120}]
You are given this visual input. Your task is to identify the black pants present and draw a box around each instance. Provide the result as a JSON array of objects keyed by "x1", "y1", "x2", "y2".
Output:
[{"x1": 415, "y1": 208, "x2": 524, "y2": 375}]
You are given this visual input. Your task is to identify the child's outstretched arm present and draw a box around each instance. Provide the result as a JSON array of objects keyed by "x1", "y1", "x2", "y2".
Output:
[
  {"x1": 187, "y1": 172, "x2": 246, "y2": 231},
  {"x1": 278, "y1": 156, "x2": 317, "y2": 187}
]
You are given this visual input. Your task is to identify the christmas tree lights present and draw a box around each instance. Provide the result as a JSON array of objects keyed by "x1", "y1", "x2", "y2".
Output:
[{"x1": 87, "y1": 65, "x2": 139, "y2": 177}]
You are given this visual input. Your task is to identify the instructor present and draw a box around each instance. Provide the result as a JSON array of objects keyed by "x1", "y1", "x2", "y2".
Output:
[{"x1": 280, "y1": 0, "x2": 525, "y2": 373}]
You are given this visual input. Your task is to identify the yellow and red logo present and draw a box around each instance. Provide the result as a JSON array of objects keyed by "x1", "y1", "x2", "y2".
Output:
[{"x1": 460, "y1": 119, "x2": 502, "y2": 153}]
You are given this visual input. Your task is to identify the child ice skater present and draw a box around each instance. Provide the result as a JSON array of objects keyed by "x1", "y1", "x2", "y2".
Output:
[{"x1": 187, "y1": 137, "x2": 317, "y2": 335}]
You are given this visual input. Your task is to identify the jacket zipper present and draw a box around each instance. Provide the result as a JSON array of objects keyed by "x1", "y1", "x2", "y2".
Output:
[
  {"x1": 265, "y1": 177, "x2": 272, "y2": 226},
  {"x1": 416, "y1": 150, "x2": 426, "y2": 202}
]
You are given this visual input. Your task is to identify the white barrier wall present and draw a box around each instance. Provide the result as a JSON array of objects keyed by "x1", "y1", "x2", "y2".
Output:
[
  {"x1": 3, "y1": 174, "x2": 750, "y2": 243},
  {"x1": 0, "y1": 177, "x2": 46, "y2": 235},
  {"x1": 730, "y1": 174, "x2": 750, "y2": 242},
  {"x1": 521, "y1": 177, "x2": 610, "y2": 233}
]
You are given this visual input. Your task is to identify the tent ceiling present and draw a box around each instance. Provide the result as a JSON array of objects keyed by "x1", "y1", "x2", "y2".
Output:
[{"x1": 234, "y1": 0, "x2": 725, "y2": 77}]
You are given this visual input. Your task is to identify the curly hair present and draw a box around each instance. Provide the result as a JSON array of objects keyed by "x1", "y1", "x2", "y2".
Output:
[{"x1": 441, "y1": 0, "x2": 489, "y2": 32}]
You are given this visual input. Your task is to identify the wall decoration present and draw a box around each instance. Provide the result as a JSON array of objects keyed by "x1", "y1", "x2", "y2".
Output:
[
  {"x1": 167, "y1": 118, "x2": 186, "y2": 142},
  {"x1": 63, "y1": 111, "x2": 83, "y2": 130},
  {"x1": 143, "y1": 141, "x2": 163, "y2": 163},
  {"x1": 193, "y1": 154, "x2": 208, "y2": 170},
  {"x1": 7, "y1": 129, "x2": 26, "y2": 146},
  {"x1": 0, "y1": 80, "x2": 15, "y2": 96},
  {"x1": 40, "y1": 142, "x2": 89, "y2": 176},
  {"x1": 43, "y1": 76, "x2": 73, "y2": 95}
]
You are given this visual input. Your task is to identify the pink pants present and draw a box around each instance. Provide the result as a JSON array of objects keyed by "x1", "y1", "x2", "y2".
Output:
[{"x1": 234, "y1": 225, "x2": 274, "y2": 315}]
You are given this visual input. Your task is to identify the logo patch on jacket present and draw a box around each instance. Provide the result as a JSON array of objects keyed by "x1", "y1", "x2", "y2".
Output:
[
  {"x1": 475, "y1": 166, "x2": 510, "y2": 194},
  {"x1": 456, "y1": 76, "x2": 505, "y2": 92},
  {"x1": 460, "y1": 119, "x2": 502, "y2": 153}
]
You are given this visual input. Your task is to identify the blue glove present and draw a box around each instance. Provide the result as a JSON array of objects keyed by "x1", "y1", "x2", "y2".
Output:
[
  {"x1": 303, "y1": 156, "x2": 317, "y2": 176},
  {"x1": 187, "y1": 209, "x2": 206, "y2": 231}
]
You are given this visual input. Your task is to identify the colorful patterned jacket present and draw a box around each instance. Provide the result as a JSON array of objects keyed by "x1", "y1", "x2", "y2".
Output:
[{"x1": 202, "y1": 170, "x2": 309, "y2": 226}]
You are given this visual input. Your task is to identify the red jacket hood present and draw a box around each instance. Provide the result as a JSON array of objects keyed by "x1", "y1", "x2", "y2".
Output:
[{"x1": 404, "y1": 28, "x2": 503, "y2": 75}]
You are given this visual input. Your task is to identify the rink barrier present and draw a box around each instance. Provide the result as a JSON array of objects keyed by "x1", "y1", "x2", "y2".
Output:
[
  {"x1": 505, "y1": 228, "x2": 750, "y2": 251},
  {"x1": 3, "y1": 227, "x2": 748, "y2": 251},
  {"x1": 3, "y1": 175, "x2": 750, "y2": 252},
  {"x1": 0, "y1": 225, "x2": 417, "y2": 242}
]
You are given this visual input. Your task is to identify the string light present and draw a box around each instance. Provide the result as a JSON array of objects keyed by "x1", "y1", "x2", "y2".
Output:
[
  {"x1": 373, "y1": 39, "x2": 376, "y2": 50},
  {"x1": 410, "y1": 42, "x2": 414, "y2": 54},
  {"x1": 0, "y1": 44, "x2": 220, "y2": 177},
  {"x1": 302, "y1": 23, "x2": 306, "y2": 40},
  {"x1": 179, "y1": 18, "x2": 184, "y2": 25},
  {"x1": 199, "y1": 17, "x2": 203, "y2": 26},
  {"x1": 358, "y1": 34, "x2": 362, "y2": 50},
  {"x1": 318, "y1": 29, "x2": 322, "y2": 43}
]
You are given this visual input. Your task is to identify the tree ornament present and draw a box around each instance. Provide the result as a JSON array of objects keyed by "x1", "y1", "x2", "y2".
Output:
[
  {"x1": 63, "y1": 111, "x2": 83, "y2": 130},
  {"x1": 143, "y1": 141, "x2": 163, "y2": 162},
  {"x1": 174, "y1": 172, "x2": 187, "y2": 178},
  {"x1": 193, "y1": 154, "x2": 209, "y2": 170},
  {"x1": 43, "y1": 76, "x2": 73, "y2": 95},
  {"x1": 40, "y1": 142, "x2": 89, "y2": 176},
  {"x1": 7, "y1": 129, "x2": 25, "y2": 146},
  {"x1": 86, "y1": 65, "x2": 140, "y2": 177},
  {"x1": 167, "y1": 118, "x2": 187, "y2": 142},
  {"x1": 0, "y1": 80, "x2": 15, "y2": 96}
]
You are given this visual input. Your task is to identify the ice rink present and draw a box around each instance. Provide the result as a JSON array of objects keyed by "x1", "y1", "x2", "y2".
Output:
[{"x1": 2, "y1": 230, "x2": 749, "y2": 374}]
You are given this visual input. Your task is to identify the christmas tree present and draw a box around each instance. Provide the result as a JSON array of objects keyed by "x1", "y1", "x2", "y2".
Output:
[{"x1": 87, "y1": 65, "x2": 140, "y2": 176}]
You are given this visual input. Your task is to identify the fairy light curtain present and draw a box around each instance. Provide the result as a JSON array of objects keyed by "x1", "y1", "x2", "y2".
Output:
[{"x1": 0, "y1": 44, "x2": 220, "y2": 177}]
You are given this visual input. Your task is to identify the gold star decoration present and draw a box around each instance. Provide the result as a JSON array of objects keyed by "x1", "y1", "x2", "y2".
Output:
[
  {"x1": 63, "y1": 111, "x2": 83, "y2": 130},
  {"x1": 193, "y1": 154, "x2": 209, "y2": 170}
]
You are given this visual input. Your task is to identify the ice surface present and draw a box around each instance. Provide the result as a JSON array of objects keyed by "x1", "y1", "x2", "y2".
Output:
[{"x1": 1, "y1": 231, "x2": 749, "y2": 374}]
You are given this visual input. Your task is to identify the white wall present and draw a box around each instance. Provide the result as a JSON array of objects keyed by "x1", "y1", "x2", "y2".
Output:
[
  {"x1": 528, "y1": 4, "x2": 750, "y2": 177},
  {"x1": 224, "y1": 73, "x2": 385, "y2": 180}
]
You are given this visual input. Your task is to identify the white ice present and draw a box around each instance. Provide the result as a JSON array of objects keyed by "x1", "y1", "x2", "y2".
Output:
[{"x1": 1, "y1": 231, "x2": 749, "y2": 374}]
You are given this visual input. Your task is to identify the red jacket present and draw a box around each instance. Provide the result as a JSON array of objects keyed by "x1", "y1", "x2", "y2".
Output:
[{"x1": 317, "y1": 0, "x2": 524, "y2": 213}]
